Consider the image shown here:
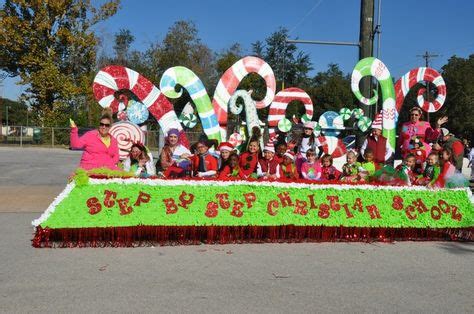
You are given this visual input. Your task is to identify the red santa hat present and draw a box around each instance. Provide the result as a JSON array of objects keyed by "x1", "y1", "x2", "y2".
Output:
[
  {"x1": 283, "y1": 151, "x2": 295, "y2": 161},
  {"x1": 218, "y1": 141, "x2": 234, "y2": 152},
  {"x1": 371, "y1": 112, "x2": 383, "y2": 130},
  {"x1": 263, "y1": 139, "x2": 275, "y2": 153}
]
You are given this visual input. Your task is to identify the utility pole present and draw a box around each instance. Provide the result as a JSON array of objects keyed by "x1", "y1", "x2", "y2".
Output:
[
  {"x1": 359, "y1": 0, "x2": 375, "y2": 119},
  {"x1": 417, "y1": 51, "x2": 439, "y2": 68}
]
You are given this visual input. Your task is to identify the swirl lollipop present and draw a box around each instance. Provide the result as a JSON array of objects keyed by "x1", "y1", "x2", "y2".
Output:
[
  {"x1": 109, "y1": 121, "x2": 144, "y2": 160},
  {"x1": 339, "y1": 107, "x2": 352, "y2": 121},
  {"x1": 179, "y1": 112, "x2": 198, "y2": 129}
]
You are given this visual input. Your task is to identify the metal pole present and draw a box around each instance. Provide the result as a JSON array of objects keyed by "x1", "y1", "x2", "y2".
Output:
[
  {"x1": 359, "y1": 0, "x2": 375, "y2": 121},
  {"x1": 51, "y1": 127, "x2": 54, "y2": 148},
  {"x1": 20, "y1": 125, "x2": 23, "y2": 147}
]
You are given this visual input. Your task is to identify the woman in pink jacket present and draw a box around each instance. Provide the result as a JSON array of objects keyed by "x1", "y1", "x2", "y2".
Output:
[{"x1": 70, "y1": 108, "x2": 120, "y2": 170}]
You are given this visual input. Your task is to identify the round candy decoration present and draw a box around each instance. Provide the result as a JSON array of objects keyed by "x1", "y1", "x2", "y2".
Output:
[
  {"x1": 352, "y1": 108, "x2": 364, "y2": 119},
  {"x1": 339, "y1": 107, "x2": 352, "y2": 121},
  {"x1": 117, "y1": 111, "x2": 128, "y2": 121},
  {"x1": 179, "y1": 112, "x2": 198, "y2": 129},
  {"x1": 319, "y1": 111, "x2": 344, "y2": 137},
  {"x1": 228, "y1": 132, "x2": 243, "y2": 147},
  {"x1": 357, "y1": 116, "x2": 372, "y2": 132},
  {"x1": 277, "y1": 118, "x2": 293, "y2": 133},
  {"x1": 109, "y1": 121, "x2": 144, "y2": 160},
  {"x1": 126, "y1": 99, "x2": 149, "y2": 124}
]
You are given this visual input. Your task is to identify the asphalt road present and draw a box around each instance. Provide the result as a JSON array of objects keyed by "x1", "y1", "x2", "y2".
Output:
[{"x1": 0, "y1": 147, "x2": 473, "y2": 313}]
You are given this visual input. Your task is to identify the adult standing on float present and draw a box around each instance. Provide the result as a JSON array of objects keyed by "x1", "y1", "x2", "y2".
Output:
[
  {"x1": 398, "y1": 107, "x2": 448, "y2": 157},
  {"x1": 70, "y1": 108, "x2": 120, "y2": 170}
]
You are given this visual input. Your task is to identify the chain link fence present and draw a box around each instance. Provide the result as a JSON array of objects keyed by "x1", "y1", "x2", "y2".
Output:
[{"x1": 0, "y1": 125, "x2": 203, "y2": 151}]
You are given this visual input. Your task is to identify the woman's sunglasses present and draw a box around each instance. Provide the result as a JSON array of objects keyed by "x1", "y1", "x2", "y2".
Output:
[{"x1": 99, "y1": 123, "x2": 111, "y2": 127}]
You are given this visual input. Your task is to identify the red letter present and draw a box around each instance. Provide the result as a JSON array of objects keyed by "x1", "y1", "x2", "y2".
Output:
[
  {"x1": 277, "y1": 192, "x2": 294, "y2": 207},
  {"x1": 231, "y1": 200, "x2": 244, "y2": 217},
  {"x1": 267, "y1": 200, "x2": 279, "y2": 216},
  {"x1": 134, "y1": 191, "x2": 151, "y2": 206},
  {"x1": 178, "y1": 191, "x2": 195, "y2": 209},
  {"x1": 405, "y1": 205, "x2": 417, "y2": 220},
  {"x1": 117, "y1": 198, "x2": 133, "y2": 215},
  {"x1": 412, "y1": 198, "x2": 428, "y2": 214},
  {"x1": 243, "y1": 192, "x2": 257, "y2": 208},
  {"x1": 104, "y1": 190, "x2": 117, "y2": 208},
  {"x1": 366, "y1": 204, "x2": 381, "y2": 219},
  {"x1": 342, "y1": 204, "x2": 354, "y2": 219},
  {"x1": 215, "y1": 193, "x2": 230, "y2": 209},
  {"x1": 87, "y1": 197, "x2": 102, "y2": 215},
  {"x1": 205, "y1": 201, "x2": 218, "y2": 218},
  {"x1": 326, "y1": 195, "x2": 340, "y2": 211},
  {"x1": 163, "y1": 198, "x2": 178, "y2": 214},
  {"x1": 430, "y1": 206, "x2": 441, "y2": 220},
  {"x1": 438, "y1": 200, "x2": 450, "y2": 214},
  {"x1": 352, "y1": 198, "x2": 363, "y2": 212},
  {"x1": 307, "y1": 194, "x2": 318, "y2": 209},
  {"x1": 318, "y1": 203, "x2": 330, "y2": 219},
  {"x1": 392, "y1": 196, "x2": 404, "y2": 210},
  {"x1": 450, "y1": 205, "x2": 462, "y2": 221},
  {"x1": 294, "y1": 200, "x2": 308, "y2": 216}
]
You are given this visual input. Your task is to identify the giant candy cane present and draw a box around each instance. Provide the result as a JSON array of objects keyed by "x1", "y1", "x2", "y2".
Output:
[
  {"x1": 160, "y1": 66, "x2": 222, "y2": 142},
  {"x1": 93, "y1": 66, "x2": 189, "y2": 146},
  {"x1": 267, "y1": 87, "x2": 314, "y2": 138},
  {"x1": 351, "y1": 57, "x2": 396, "y2": 151},
  {"x1": 395, "y1": 67, "x2": 446, "y2": 113},
  {"x1": 212, "y1": 56, "x2": 276, "y2": 139}
]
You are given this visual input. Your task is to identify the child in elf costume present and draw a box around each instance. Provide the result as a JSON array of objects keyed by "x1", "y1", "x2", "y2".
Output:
[
  {"x1": 340, "y1": 150, "x2": 364, "y2": 183},
  {"x1": 359, "y1": 149, "x2": 378, "y2": 181},
  {"x1": 300, "y1": 149, "x2": 322, "y2": 180},
  {"x1": 415, "y1": 152, "x2": 440, "y2": 186},
  {"x1": 320, "y1": 154, "x2": 341, "y2": 181},
  {"x1": 408, "y1": 136, "x2": 427, "y2": 175},
  {"x1": 257, "y1": 142, "x2": 280, "y2": 180},
  {"x1": 279, "y1": 151, "x2": 299, "y2": 180},
  {"x1": 432, "y1": 148, "x2": 456, "y2": 188},
  {"x1": 190, "y1": 140, "x2": 218, "y2": 178},
  {"x1": 239, "y1": 139, "x2": 261, "y2": 179},
  {"x1": 396, "y1": 153, "x2": 417, "y2": 186},
  {"x1": 218, "y1": 153, "x2": 244, "y2": 180}
]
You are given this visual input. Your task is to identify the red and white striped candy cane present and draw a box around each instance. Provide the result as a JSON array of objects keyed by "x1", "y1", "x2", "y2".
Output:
[
  {"x1": 212, "y1": 56, "x2": 276, "y2": 139},
  {"x1": 268, "y1": 87, "x2": 314, "y2": 138},
  {"x1": 93, "y1": 65, "x2": 189, "y2": 147},
  {"x1": 395, "y1": 67, "x2": 446, "y2": 113},
  {"x1": 317, "y1": 136, "x2": 347, "y2": 158}
]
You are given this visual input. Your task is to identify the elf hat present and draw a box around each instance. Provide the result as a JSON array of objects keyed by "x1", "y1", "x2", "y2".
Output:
[
  {"x1": 218, "y1": 142, "x2": 234, "y2": 152},
  {"x1": 371, "y1": 112, "x2": 383, "y2": 130},
  {"x1": 263, "y1": 140, "x2": 275, "y2": 153},
  {"x1": 283, "y1": 151, "x2": 295, "y2": 161}
]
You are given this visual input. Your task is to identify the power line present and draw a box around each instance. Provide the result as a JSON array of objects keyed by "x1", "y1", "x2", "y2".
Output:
[{"x1": 416, "y1": 51, "x2": 440, "y2": 68}]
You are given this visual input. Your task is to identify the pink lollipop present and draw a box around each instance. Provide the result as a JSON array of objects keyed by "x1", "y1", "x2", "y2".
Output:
[{"x1": 109, "y1": 121, "x2": 144, "y2": 160}]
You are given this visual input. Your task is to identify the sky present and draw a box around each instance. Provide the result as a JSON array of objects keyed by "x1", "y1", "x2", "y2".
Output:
[{"x1": 2, "y1": 0, "x2": 474, "y2": 101}]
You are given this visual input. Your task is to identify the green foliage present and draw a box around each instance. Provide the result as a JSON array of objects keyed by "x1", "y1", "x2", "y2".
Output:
[
  {"x1": 439, "y1": 54, "x2": 474, "y2": 139},
  {"x1": 307, "y1": 63, "x2": 357, "y2": 118},
  {"x1": 0, "y1": 97, "x2": 28, "y2": 125},
  {"x1": 74, "y1": 168, "x2": 90, "y2": 187},
  {"x1": 0, "y1": 0, "x2": 120, "y2": 126}
]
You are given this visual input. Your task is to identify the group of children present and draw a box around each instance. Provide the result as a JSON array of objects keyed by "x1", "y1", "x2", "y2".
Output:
[{"x1": 124, "y1": 122, "x2": 460, "y2": 188}]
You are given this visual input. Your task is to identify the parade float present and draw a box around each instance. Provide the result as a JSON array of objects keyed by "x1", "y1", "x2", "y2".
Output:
[{"x1": 32, "y1": 56, "x2": 473, "y2": 247}]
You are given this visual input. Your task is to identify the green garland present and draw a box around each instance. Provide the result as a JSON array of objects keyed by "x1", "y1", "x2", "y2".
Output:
[{"x1": 38, "y1": 180, "x2": 474, "y2": 229}]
